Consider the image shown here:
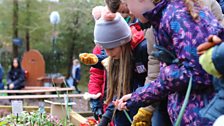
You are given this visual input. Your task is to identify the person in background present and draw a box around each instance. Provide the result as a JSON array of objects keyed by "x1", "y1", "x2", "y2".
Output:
[
  {"x1": 93, "y1": 11, "x2": 149, "y2": 126},
  {"x1": 7, "y1": 58, "x2": 25, "y2": 90},
  {"x1": 87, "y1": 45, "x2": 108, "y2": 121},
  {"x1": 72, "y1": 59, "x2": 81, "y2": 94},
  {"x1": 79, "y1": 7, "x2": 113, "y2": 125},
  {"x1": 197, "y1": 35, "x2": 224, "y2": 122},
  {"x1": 0, "y1": 64, "x2": 4, "y2": 90}
]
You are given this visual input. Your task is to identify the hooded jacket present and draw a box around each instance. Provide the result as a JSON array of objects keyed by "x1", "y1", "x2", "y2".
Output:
[
  {"x1": 126, "y1": 0, "x2": 224, "y2": 125},
  {"x1": 88, "y1": 45, "x2": 107, "y2": 99}
]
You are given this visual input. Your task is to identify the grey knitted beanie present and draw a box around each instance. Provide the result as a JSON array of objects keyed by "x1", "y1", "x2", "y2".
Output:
[{"x1": 94, "y1": 13, "x2": 132, "y2": 49}]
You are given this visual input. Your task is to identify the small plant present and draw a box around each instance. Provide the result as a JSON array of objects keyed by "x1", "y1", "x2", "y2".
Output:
[{"x1": 0, "y1": 111, "x2": 74, "y2": 126}]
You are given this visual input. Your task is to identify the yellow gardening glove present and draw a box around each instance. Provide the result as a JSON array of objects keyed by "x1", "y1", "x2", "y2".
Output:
[
  {"x1": 79, "y1": 53, "x2": 99, "y2": 65},
  {"x1": 132, "y1": 107, "x2": 153, "y2": 126}
]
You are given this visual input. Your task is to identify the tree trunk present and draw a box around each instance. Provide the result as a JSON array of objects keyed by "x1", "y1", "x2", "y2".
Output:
[
  {"x1": 66, "y1": 18, "x2": 79, "y2": 77},
  {"x1": 67, "y1": 41, "x2": 75, "y2": 78},
  {"x1": 13, "y1": 0, "x2": 19, "y2": 58},
  {"x1": 25, "y1": 0, "x2": 30, "y2": 51}
]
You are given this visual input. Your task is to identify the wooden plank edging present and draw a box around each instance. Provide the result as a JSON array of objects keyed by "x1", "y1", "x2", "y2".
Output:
[
  {"x1": 0, "y1": 94, "x2": 84, "y2": 100},
  {"x1": 0, "y1": 87, "x2": 75, "y2": 94},
  {"x1": 0, "y1": 105, "x2": 50, "y2": 113},
  {"x1": 70, "y1": 110, "x2": 87, "y2": 126}
]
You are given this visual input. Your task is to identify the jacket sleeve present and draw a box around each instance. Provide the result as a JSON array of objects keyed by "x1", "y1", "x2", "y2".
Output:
[
  {"x1": 75, "y1": 67, "x2": 81, "y2": 81},
  {"x1": 13, "y1": 70, "x2": 25, "y2": 89},
  {"x1": 102, "y1": 102, "x2": 114, "y2": 119},
  {"x1": 144, "y1": 28, "x2": 160, "y2": 84},
  {"x1": 71, "y1": 67, "x2": 75, "y2": 79},
  {"x1": 91, "y1": 54, "x2": 107, "y2": 70},
  {"x1": 126, "y1": 14, "x2": 216, "y2": 109},
  {"x1": 7, "y1": 71, "x2": 12, "y2": 85},
  {"x1": 88, "y1": 45, "x2": 105, "y2": 95},
  {"x1": 210, "y1": 0, "x2": 224, "y2": 25}
]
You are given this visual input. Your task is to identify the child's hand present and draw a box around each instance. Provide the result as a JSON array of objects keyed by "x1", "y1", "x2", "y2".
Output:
[
  {"x1": 79, "y1": 53, "x2": 98, "y2": 65},
  {"x1": 197, "y1": 35, "x2": 222, "y2": 55},
  {"x1": 114, "y1": 94, "x2": 131, "y2": 111},
  {"x1": 113, "y1": 99, "x2": 119, "y2": 107},
  {"x1": 113, "y1": 99, "x2": 127, "y2": 111}
]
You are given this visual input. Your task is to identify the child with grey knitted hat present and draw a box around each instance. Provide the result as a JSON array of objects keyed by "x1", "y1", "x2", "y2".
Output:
[
  {"x1": 94, "y1": 12, "x2": 131, "y2": 50},
  {"x1": 92, "y1": 8, "x2": 149, "y2": 126}
]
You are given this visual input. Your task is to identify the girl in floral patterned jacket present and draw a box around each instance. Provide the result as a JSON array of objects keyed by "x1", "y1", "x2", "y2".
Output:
[{"x1": 115, "y1": 0, "x2": 224, "y2": 125}]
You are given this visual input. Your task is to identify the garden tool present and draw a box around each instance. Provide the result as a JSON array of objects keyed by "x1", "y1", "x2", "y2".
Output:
[{"x1": 174, "y1": 76, "x2": 192, "y2": 126}]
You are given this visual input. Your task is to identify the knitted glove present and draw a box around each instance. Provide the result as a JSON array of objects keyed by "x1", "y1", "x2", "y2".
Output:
[
  {"x1": 199, "y1": 47, "x2": 222, "y2": 78},
  {"x1": 79, "y1": 53, "x2": 99, "y2": 65},
  {"x1": 132, "y1": 107, "x2": 153, "y2": 126},
  {"x1": 90, "y1": 98, "x2": 103, "y2": 120}
]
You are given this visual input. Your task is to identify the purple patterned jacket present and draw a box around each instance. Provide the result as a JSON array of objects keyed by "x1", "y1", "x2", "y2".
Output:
[{"x1": 126, "y1": 0, "x2": 224, "y2": 125}]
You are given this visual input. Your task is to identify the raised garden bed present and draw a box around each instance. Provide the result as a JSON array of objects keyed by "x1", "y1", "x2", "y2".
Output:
[{"x1": 0, "y1": 108, "x2": 94, "y2": 126}]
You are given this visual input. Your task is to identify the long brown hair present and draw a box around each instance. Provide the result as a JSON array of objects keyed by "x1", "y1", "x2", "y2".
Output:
[
  {"x1": 153, "y1": 0, "x2": 202, "y2": 20},
  {"x1": 106, "y1": 43, "x2": 133, "y2": 104},
  {"x1": 184, "y1": 0, "x2": 203, "y2": 20}
]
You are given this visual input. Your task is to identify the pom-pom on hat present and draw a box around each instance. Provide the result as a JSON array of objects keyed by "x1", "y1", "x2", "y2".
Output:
[{"x1": 94, "y1": 13, "x2": 132, "y2": 49}]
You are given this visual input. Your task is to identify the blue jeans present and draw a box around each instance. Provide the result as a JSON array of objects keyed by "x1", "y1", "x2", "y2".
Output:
[{"x1": 199, "y1": 77, "x2": 224, "y2": 121}]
